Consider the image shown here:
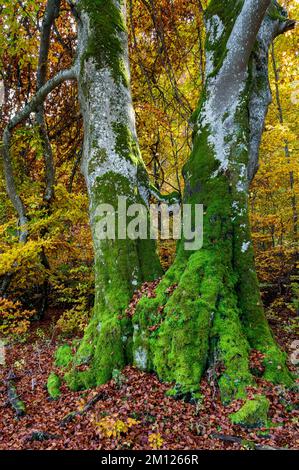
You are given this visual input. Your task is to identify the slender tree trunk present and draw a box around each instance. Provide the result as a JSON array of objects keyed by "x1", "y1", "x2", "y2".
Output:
[
  {"x1": 271, "y1": 42, "x2": 298, "y2": 240},
  {"x1": 35, "y1": 0, "x2": 60, "y2": 319}
]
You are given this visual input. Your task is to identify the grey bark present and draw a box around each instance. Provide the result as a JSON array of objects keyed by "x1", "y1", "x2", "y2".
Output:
[
  {"x1": 211, "y1": 0, "x2": 272, "y2": 112},
  {"x1": 1, "y1": 67, "x2": 76, "y2": 225}
]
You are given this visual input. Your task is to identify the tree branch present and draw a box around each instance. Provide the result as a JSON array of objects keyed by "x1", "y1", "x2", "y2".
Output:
[
  {"x1": 247, "y1": 2, "x2": 296, "y2": 182},
  {"x1": 149, "y1": 183, "x2": 181, "y2": 205},
  {"x1": 225, "y1": 0, "x2": 271, "y2": 75},
  {"x1": 0, "y1": 2, "x2": 75, "y2": 295},
  {"x1": 277, "y1": 19, "x2": 296, "y2": 35},
  {"x1": 215, "y1": 0, "x2": 271, "y2": 109},
  {"x1": 68, "y1": 146, "x2": 83, "y2": 193},
  {"x1": 37, "y1": 0, "x2": 61, "y2": 90},
  {"x1": 7, "y1": 67, "x2": 77, "y2": 131},
  {"x1": 36, "y1": 0, "x2": 61, "y2": 203}
]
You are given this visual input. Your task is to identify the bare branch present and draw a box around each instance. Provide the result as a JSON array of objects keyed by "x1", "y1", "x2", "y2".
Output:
[
  {"x1": 2, "y1": 126, "x2": 28, "y2": 243},
  {"x1": 7, "y1": 67, "x2": 77, "y2": 131},
  {"x1": 277, "y1": 18, "x2": 296, "y2": 35},
  {"x1": 68, "y1": 146, "x2": 83, "y2": 193}
]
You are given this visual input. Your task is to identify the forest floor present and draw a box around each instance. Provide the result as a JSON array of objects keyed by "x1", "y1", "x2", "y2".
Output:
[{"x1": 0, "y1": 303, "x2": 298, "y2": 450}]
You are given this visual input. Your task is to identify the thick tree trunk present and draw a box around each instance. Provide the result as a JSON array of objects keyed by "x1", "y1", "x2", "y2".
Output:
[
  {"x1": 131, "y1": 0, "x2": 294, "y2": 406},
  {"x1": 65, "y1": 0, "x2": 162, "y2": 390}
]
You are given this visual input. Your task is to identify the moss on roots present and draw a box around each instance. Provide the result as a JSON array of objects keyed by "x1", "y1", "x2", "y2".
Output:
[
  {"x1": 55, "y1": 345, "x2": 73, "y2": 369},
  {"x1": 47, "y1": 373, "x2": 61, "y2": 400},
  {"x1": 130, "y1": 0, "x2": 293, "y2": 409},
  {"x1": 230, "y1": 395, "x2": 270, "y2": 428}
]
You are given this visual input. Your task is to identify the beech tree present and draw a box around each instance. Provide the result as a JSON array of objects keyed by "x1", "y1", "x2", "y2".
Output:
[{"x1": 1, "y1": 0, "x2": 296, "y2": 424}]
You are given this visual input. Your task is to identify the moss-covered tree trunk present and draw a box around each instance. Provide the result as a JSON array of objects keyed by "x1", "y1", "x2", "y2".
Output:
[
  {"x1": 61, "y1": 1, "x2": 294, "y2": 420},
  {"x1": 132, "y1": 0, "x2": 294, "y2": 407},
  {"x1": 65, "y1": 0, "x2": 161, "y2": 390}
]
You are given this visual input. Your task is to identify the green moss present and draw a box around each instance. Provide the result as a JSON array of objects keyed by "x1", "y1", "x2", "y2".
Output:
[
  {"x1": 55, "y1": 345, "x2": 73, "y2": 369},
  {"x1": 111, "y1": 122, "x2": 140, "y2": 165},
  {"x1": 15, "y1": 399, "x2": 26, "y2": 415},
  {"x1": 130, "y1": 38, "x2": 292, "y2": 401},
  {"x1": 165, "y1": 387, "x2": 178, "y2": 397},
  {"x1": 151, "y1": 251, "x2": 217, "y2": 390},
  {"x1": 79, "y1": 0, "x2": 128, "y2": 86},
  {"x1": 70, "y1": 0, "x2": 163, "y2": 393},
  {"x1": 64, "y1": 0, "x2": 293, "y2": 403},
  {"x1": 267, "y1": 1, "x2": 288, "y2": 22},
  {"x1": 211, "y1": 271, "x2": 252, "y2": 403},
  {"x1": 234, "y1": 198, "x2": 294, "y2": 388},
  {"x1": 132, "y1": 82, "x2": 253, "y2": 399},
  {"x1": 166, "y1": 385, "x2": 203, "y2": 403},
  {"x1": 149, "y1": 183, "x2": 181, "y2": 205},
  {"x1": 68, "y1": 0, "x2": 163, "y2": 391},
  {"x1": 53, "y1": 305, "x2": 132, "y2": 394},
  {"x1": 229, "y1": 395, "x2": 270, "y2": 428},
  {"x1": 64, "y1": 369, "x2": 95, "y2": 392},
  {"x1": 88, "y1": 148, "x2": 108, "y2": 174},
  {"x1": 204, "y1": 0, "x2": 287, "y2": 79},
  {"x1": 7, "y1": 383, "x2": 26, "y2": 416},
  {"x1": 47, "y1": 373, "x2": 61, "y2": 400},
  {"x1": 63, "y1": 195, "x2": 161, "y2": 390},
  {"x1": 262, "y1": 347, "x2": 294, "y2": 386},
  {"x1": 133, "y1": 248, "x2": 248, "y2": 398}
]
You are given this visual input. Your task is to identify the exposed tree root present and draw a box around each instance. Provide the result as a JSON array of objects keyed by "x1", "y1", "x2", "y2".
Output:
[
  {"x1": 6, "y1": 371, "x2": 26, "y2": 418},
  {"x1": 129, "y1": 244, "x2": 294, "y2": 427},
  {"x1": 210, "y1": 433, "x2": 286, "y2": 450}
]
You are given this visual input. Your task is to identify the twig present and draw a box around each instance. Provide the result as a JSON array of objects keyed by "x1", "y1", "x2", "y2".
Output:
[
  {"x1": 60, "y1": 390, "x2": 108, "y2": 427},
  {"x1": 25, "y1": 431, "x2": 60, "y2": 442}
]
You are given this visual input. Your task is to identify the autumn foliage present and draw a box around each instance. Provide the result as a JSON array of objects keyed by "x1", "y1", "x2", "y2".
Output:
[{"x1": 0, "y1": 0, "x2": 298, "y2": 451}]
